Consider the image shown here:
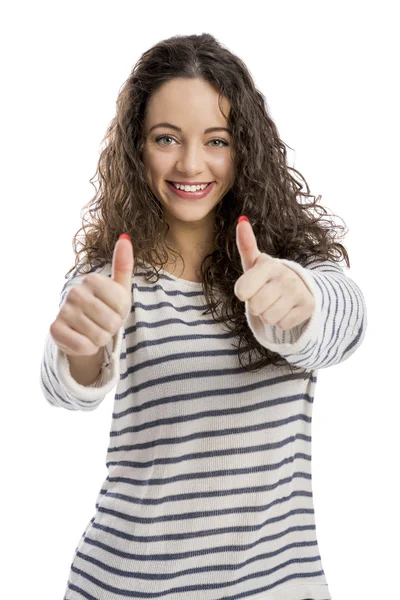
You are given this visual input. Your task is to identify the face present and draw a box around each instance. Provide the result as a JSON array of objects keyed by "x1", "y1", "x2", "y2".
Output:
[{"x1": 142, "y1": 78, "x2": 235, "y2": 255}]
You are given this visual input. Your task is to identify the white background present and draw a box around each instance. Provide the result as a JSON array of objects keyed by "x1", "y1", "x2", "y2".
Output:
[{"x1": 1, "y1": 1, "x2": 398, "y2": 599}]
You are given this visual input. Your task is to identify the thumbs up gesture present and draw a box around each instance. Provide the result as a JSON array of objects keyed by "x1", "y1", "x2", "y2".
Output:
[
  {"x1": 234, "y1": 217, "x2": 315, "y2": 331},
  {"x1": 50, "y1": 234, "x2": 134, "y2": 356}
]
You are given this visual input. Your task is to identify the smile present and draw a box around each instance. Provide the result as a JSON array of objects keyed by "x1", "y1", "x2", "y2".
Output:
[{"x1": 166, "y1": 181, "x2": 216, "y2": 200}]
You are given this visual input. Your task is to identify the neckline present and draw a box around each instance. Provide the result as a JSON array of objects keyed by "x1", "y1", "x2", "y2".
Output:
[{"x1": 158, "y1": 267, "x2": 203, "y2": 287}]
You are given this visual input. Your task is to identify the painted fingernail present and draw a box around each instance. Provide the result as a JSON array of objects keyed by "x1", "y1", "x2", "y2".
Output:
[{"x1": 238, "y1": 216, "x2": 249, "y2": 224}]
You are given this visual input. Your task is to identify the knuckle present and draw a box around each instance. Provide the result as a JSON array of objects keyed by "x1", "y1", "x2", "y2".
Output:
[
  {"x1": 248, "y1": 299, "x2": 258, "y2": 315},
  {"x1": 283, "y1": 272, "x2": 296, "y2": 287},
  {"x1": 73, "y1": 338, "x2": 87, "y2": 355},
  {"x1": 285, "y1": 278, "x2": 297, "y2": 296},
  {"x1": 93, "y1": 328, "x2": 110, "y2": 348},
  {"x1": 111, "y1": 312, "x2": 123, "y2": 331},
  {"x1": 83, "y1": 272, "x2": 99, "y2": 286},
  {"x1": 60, "y1": 299, "x2": 72, "y2": 317},
  {"x1": 82, "y1": 273, "x2": 101, "y2": 294},
  {"x1": 121, "y1": 295, "x2": 131, "y2": 318},
  {"x1": 66, "y1": 285, "x2": 84, "y2": 304},
  {"x1": 101, "y1": 330, "x2": 111, "y2": 346},
  {"x1": 49, "y1": 321, "x2": 59, "y2": 337}
]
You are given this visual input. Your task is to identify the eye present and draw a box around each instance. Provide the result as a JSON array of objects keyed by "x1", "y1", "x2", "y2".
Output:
[
  {"x1": 155, "y1": 135, "x2": 228, "y2": 148},
  {"x1": 209, "y1": 139, "x2": 229, "y2": 148},
  {"x1": 155, "y1": 135, "x2": 175, "y2": 146}
]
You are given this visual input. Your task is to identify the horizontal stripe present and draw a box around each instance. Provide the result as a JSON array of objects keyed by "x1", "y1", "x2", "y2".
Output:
[{"x1": 42, "y1": 257, "x2": 365, "y2": 599}]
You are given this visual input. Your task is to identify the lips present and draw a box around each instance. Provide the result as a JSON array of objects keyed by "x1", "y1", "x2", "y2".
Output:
[
  {"x1": 167, "y1": 181, "x2": 213, "y2": 188},
  {"x1": 166, "y1": 180, "x2": 216, "y2": 199}
]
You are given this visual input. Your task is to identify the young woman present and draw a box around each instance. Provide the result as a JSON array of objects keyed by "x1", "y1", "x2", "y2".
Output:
[{"x1": 40, "y1": 32, "x2": 366, "y2": 600}]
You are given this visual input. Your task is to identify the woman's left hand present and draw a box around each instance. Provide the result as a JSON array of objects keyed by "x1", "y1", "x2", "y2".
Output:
[{"x1": 234, "y1": 218, "x2": 316, "y2": 331}]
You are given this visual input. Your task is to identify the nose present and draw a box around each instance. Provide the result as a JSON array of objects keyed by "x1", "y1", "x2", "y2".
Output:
[{"x1": 176, "y1": 142, "x2": 207, "y2": 176}]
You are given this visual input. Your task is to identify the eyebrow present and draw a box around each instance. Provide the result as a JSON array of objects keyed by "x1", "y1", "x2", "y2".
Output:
[{"x1": 148, "y1": 122, "x2": 232, "y2": 135}]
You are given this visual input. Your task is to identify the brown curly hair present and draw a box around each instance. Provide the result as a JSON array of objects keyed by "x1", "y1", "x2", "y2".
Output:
[{"x1": 65, "y1": 32, "x2": 350, "y2": 375}]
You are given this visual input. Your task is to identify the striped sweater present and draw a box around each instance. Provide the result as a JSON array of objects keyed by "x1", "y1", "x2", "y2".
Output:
[{"x1": 40, "y1": 255, "x2": 367, "y2": 600}]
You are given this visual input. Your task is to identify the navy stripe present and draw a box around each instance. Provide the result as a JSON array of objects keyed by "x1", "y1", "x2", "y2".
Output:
[{"x1": 40, "y1": 258, "x2": 362, "y2": 599}]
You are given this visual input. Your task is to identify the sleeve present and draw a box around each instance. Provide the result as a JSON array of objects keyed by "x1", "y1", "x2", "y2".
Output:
[
  {"x1": 244, "y1": 257, "x2": 367, "y2": 371},
  {"x1": 39, "y1": 262, "x2": 125, "y2": 411}
]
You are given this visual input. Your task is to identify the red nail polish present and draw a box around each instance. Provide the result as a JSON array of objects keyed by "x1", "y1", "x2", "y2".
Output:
[
  {"x1": 238, "y1": 216, "x2": 249, "y2": 224},
  {"x1": 119, "y1": 233, "x2": 131, "y2": 241}
]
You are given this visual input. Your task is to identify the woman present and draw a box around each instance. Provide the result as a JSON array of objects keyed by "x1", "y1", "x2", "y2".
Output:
[{"x1": 40, "y1": 32, "x2": 366, "y2": 600}]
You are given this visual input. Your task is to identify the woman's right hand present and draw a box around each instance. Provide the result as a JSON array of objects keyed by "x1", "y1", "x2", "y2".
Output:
[{"x1": 50, "y1": 235, "x2": 134, "y2": 357}]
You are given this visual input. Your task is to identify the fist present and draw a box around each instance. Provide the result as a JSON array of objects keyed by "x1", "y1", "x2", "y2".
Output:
[
  {"x1": 50, "y1": 235, "x2": 134, "y2": 356},
  {"x1": 234, "y1": 218, "x2": 315, "y2": 331}
]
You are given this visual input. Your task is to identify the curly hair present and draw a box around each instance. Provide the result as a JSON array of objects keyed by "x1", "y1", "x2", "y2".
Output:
[{"x1": 65, "y1": 32, "x2": 350, "y2": 375}]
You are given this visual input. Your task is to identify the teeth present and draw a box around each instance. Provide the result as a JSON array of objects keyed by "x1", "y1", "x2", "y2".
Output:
[{"x1": 172, "y1": 182, "x2": 210, "y2": 192}]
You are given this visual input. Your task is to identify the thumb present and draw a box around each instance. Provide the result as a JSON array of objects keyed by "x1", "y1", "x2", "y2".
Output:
[
  {"x1": 236, "y1": 217, "x2": 262, "y2": 272},
  {"x1": 112, "y1": 233, "x2": 134, "y2": 294}
]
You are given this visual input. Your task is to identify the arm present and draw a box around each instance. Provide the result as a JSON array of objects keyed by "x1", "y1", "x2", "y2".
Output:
[
  {"x1": 39, "y1": 263, "x2": 124, "y2": 411},
  {"x1": 245, "y1": 257, "x2": 367, "y2": 370}
]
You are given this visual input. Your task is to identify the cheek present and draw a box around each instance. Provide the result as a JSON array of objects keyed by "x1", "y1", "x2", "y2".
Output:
[
  {"x1": 147, "y1": 153, "x2": 171, "y2": 177},
  {"x1": 213, "y1": 153, "x2": 230, "y2": 168},
  {"x1": 215, "y1": 154, "x2": 235, "y2": 180},
  {"x1": 223, "y1": 161, "x2": 235, "y2": 187}
]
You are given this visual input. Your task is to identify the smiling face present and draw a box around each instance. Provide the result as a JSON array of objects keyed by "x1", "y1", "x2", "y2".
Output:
[{"x1": 142, "y1": 77, "x2": 235, "y2": 259}]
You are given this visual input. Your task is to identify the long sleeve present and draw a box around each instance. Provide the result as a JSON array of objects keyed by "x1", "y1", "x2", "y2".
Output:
[
  {"x1": 39, "y1": 263, "x2": 124, "y2": 411},
  {"x1": 245, "y1": 257, "x2": 367, "y2": 370}
]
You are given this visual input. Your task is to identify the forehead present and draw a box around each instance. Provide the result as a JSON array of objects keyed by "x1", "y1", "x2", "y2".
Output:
[{"x1": 144, "y1": 78, "x2": 231, "y2": 127}]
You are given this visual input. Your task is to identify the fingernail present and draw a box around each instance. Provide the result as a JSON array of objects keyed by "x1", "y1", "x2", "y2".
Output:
[
  {"x1": 119, "y1": 233, "x2": 130, "y2": 241},
  {"x1": 238, "y1": 216, "x2": 249, "y2": 224}
]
